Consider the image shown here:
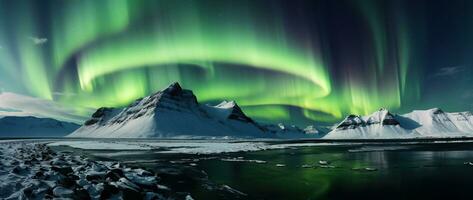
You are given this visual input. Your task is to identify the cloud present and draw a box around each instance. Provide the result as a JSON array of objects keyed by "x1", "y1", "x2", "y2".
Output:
[
  {"x1": 0, "y1": 92, "x2": 94, "y2": 123},
  {"x1": 0, "y1": 107, "x2": 22, "y2": 112},
  {"x1": 52, "y1": 92, "x2": 77, "y2": 97},
  {"x1": 28, "y1": 36, "x2": 48, "y2": 45},
  {"x1": 433, "y1": 66, "x2": 464, "y2": 77}
]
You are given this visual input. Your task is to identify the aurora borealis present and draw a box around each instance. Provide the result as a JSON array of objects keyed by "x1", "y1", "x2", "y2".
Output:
[{"x1": 0, "y1": 0, "x2": 472, "y2": 125}]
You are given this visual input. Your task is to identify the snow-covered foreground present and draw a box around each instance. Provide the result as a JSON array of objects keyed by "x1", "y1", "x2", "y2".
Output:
[
  {"x1": 0, "y1": 140, "x2": 171, "y2": 199},
  {"x1": 48, "y1": 140, "x2": 337, "y2": 154},
  {"x1": 0, "y1": 140, "x2": 251, "y2": 200}
]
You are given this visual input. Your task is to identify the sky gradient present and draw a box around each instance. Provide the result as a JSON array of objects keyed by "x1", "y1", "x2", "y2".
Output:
[{"x1": 0, "y1": 0, "x2": 472, "y2": 126}]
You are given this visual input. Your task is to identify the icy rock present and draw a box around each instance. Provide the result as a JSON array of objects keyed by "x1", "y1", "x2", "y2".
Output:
[
  {"x1": 185, "y1": 194, "x2": 194, "y2": 200},
  {"x1": 85, "y1": 171, "x2": 106, "y2": 181},
  {"x1": 57, "y1": 176, "x2": 77, "y2": 188},
  {"x1": 105, "y1": 168, "x2": 125, "y2": 181},
  {"x1": 318, "y1": 160, "x2": 329, "y2": 165},
  {"x1": 51, "y1": 166, "x2": 73, "y2": 175},
  {"x1": 99, "y1": 183, "x2": 119, "y2": 199},
  {"x1": 52, "y1": 186, "x2": 74, "y2": 198},
  {"x1": 73, "y1": 188, "x2": 90, "y2": 200},
  {"x1": 134, "y1": 168, "x2": 153, "y2": 176},
  {"x1": 144, "y1": 192, "x2": 164, "y2": 200},
  {"x1": 76, "y1": 178, "x2": 88, "y2": 187},
  {"x1": 112, "y1": 177, "x2": 141, "y2": 192},
  {"x1": 364, "y1": 167, "x2": 377, "y2": 171}
]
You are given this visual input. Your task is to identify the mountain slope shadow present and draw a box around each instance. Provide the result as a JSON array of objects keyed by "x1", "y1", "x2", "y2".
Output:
[{"x1": 394, "y1": 115, "x2": 422, "y2": 130}]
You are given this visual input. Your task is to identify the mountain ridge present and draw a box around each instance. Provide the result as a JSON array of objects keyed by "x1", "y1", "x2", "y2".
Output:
[
  {"x1": 69, "y1": 82, "x2": 314, "y2": 138},
  {"x1": 325, "y1": 108, "x2": 473, "y2": 139},
  {"x1": 0, "y1": 116, "x2": 80, "y2": 137}
]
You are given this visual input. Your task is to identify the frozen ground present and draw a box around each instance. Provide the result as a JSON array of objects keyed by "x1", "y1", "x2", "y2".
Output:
[
  {"x1": 47, "y1": 140, "x2": 338, "y2": 154},
  {"x1": 47, "y1": 138, "x2": 473, "y2": 155}
]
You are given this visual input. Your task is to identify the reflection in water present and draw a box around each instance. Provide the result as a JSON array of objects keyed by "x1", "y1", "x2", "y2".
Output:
[
  {"x1": 77, "y1": 143, "x2": 473, "y2": 200},
  {"x1": 197, "y1": 143, "x2": 473, "y2": 200}
]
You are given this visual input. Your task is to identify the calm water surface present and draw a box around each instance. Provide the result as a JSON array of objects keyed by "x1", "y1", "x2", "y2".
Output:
[{"x1": 73, "y1": 142, "x2": 473, "y2": 200}]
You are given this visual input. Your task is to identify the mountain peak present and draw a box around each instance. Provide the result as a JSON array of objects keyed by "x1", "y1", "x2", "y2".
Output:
[
  {"x1": 336, "y1": 109, "x2": 400, "y2": 130},
  {"x1": 216, "y1": 100, "x2": 237, "y2": 109},
  {"x1": 70, "y1": 83, "x2": 269, "y2": 138},
  {"x1": 162, "y1": 82, "x2": 183, "y2": 96},
  {"x1": 211, "y1": 100, "x2": 254, "y2": 123},
  {"x1": 430, "y1": 108, "x2": 444, "y2": 114}
]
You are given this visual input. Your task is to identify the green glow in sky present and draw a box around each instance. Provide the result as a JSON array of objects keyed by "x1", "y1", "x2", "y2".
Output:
[{"x1": 0, "y1": 0, "x2": 430, "y2": 125}]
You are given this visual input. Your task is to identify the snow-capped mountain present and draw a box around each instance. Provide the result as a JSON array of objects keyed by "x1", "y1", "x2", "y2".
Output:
[
  {"x1": 0, "y1": 92, "x2": 92, "y2": 124},
  {"x1": 260, "y1": 123, "x2": 328, "y2": 138},
  {"x1": 69, "y1": 82, "x2": 275, "y2": 138},
  {"x1": 324, "y1": 108, "x2": 473, "y2": 139},
  {"x1": 0, "y1": 116, "x2": 80, "y2": 137}
]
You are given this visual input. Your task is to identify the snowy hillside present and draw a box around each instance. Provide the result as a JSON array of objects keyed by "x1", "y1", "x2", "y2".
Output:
[
  {"x1": 324, "y1": 108, "x2": 473, "y2": 139},
  {"x1": 69, "y1": 82, "x2": 288, "y2": 138},
  {"x1": 0, "y1": 116, "x2": 80, "y2": 137},
  {"x1": 0, "y1": 92, "x2": 91, "y2": 124}
]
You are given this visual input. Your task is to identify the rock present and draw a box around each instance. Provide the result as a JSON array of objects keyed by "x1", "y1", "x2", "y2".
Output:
[
  {"x1": 185, "y1": 194, "x2": 194, "y2": 200},
  {"x1": 105, "y1": 168, "x2": 124, "y2": 181},
  {"x1": 50, "y1": 158, "x2": 67, "y2": 166},
  {"x1": 157, "y1": 184, "x2": 170, "y2": 191},
  {"x1": 318, "y1": 160, "x2": 329, "y2": 165},
  {"x1": 86, "y1": 171, "x2": 106, "y2": 182},
  {"x1": 11, "y1": 165, "x2": 27, "y2": 175},
  {"x1": 58, "y1": 176, "x2": 76, "y2": 188},
  {"x1": 125, "y1": 173, "x2": 158, "y2": 188},
  {"x1": 53, "y1": 186, "x2": 74, "y2": 198},
  {"x1": 33, "y1": 171, "x2": 44, "y2": 179},
  {"x1": 134, "y1": 169, "x2": 153, "y2": 176},
  {"x1": 122, "y1": 188, "x2": 143, "y2": 199},
  {"x1": 99, "y1": 184, "x2": 119, "y2": 199},
  {"x1": 364, "y1": 167, "x2": 377, "y2": 171},
  {"x1": 76, "y1": 178, "x2": 89, "y2": 187},
  {"x1": 73, "y1": 188, "x2": 91, "y2": 200},
  {"x1": 144, "y1": 192, "x2": 164, "y2": 200},
  {"x1": 51, "y1": 166, "x2": 73, "y2": 175},
  {"x1": 116, "y1": 177, "x2": 141, "y2": 192}
]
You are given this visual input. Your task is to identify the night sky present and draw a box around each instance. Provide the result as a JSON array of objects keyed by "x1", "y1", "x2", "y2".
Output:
[{"x1": 0, "y1": 0, "x2": 472, "y2": 126}]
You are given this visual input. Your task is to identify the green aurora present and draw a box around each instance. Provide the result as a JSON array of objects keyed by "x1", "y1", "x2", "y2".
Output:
[{"x1": 0, "y1": 0, "x2": 471, "y2": 125}]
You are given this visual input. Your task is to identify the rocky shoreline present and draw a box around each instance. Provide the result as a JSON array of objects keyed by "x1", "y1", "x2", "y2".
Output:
[{"x1": 0, "y1": 141, "x2": 247, "y2": 199}]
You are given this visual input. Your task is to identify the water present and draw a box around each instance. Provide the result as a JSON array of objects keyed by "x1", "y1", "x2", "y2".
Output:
[{"x1": 66, "y1": 142, "x2": 473, "y2": 200}]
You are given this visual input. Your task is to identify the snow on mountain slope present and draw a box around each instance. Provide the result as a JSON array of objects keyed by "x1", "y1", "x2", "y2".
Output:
[
  {"x1": 0, "y1": 116, "x2": 80, "y2": 137},
  {"x1": 68, "y1": 83, "x2": 270, "y2": 138},
  {"x1": 0, "y1": 92, "x2": 92, "y2": 124},
  {"x1": 403, "y1": 108, "x2": 473, "y2": 137},
  {"x1": 324, "y1": 108, "x2": 473, "y2": 139},
  {"x1": 325, "y1": 109, "x2": 416, "y2": 139},
  {"x1": 259, "y1": 123, "x2": 327, "y2": 138}
]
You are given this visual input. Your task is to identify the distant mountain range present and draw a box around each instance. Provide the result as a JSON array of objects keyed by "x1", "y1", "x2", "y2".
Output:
[
  {"x1": 69, "y1": 82, "x2": 320, "y2": 138},
  {"x1": 0, "y1": 116, "x2": 79, "y2": 137},
  {"x1": 3, "y1": 83, "x2": 471, "y2": 139},
  {"x1": 69, "y1": 83, "x2": 473, "y2": 139},
  {"x1": 324, "y1": 108, "x2": 473, "y2": 139}
]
